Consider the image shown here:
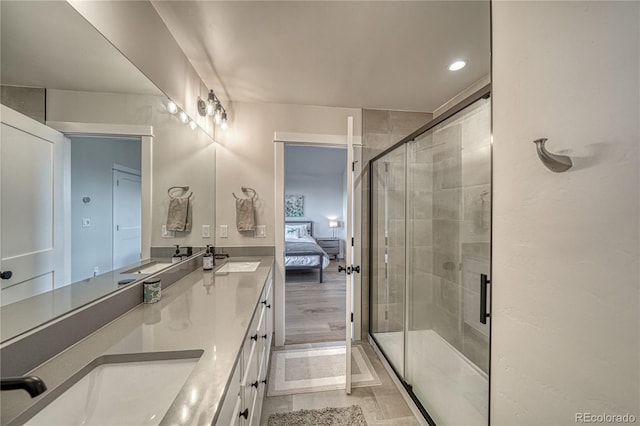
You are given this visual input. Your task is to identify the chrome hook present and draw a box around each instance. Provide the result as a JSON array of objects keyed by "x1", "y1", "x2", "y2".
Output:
[{"x1": 533, "y1": 138, "x2": 572, "y2": 173}]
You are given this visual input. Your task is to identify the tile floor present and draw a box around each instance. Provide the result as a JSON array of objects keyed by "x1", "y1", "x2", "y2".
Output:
[{"x1": 260, "y1": 341, "x2": 421, "y2": 426}]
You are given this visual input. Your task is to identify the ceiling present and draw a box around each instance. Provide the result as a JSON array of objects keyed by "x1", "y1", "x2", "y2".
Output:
[
  {"x1": 151, "y1": 1, "x2": 490, "y2": 112},
  {"x1": 0, "y1": 1, "x2": 161, "y2": 96}
]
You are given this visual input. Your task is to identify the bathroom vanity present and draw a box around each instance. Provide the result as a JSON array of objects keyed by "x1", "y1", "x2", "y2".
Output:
[{"x1": 0, "y1": 257, "x2": 274, "y2": 426}]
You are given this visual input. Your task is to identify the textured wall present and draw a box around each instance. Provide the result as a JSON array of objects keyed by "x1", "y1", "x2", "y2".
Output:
[{"x1": 492, "y1": 2, "x2": 639, "y2": 423}]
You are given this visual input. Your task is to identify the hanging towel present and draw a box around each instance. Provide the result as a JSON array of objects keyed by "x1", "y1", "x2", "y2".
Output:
[
  {"x1": 236, "y1": 197, "x2": 255, "y2": 231},
  {"x1": 166, "y1": 197, "x2": 191, "y2": 232}
]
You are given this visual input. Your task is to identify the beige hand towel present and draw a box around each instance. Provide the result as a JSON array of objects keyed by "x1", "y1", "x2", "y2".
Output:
[
  {"x1": 166, "y1": 197, "x2": 191, "y2": 232},
  {"x1": 236, "y1": 197, "x2": 255, "y2": 231}
]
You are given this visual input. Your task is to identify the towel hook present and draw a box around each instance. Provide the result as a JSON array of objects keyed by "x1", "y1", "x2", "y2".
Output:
[
  {"x1": 533, "y1": 138, "x2": 573, "y2": 173},
  {"x1": 232, "y1": 186, "x2": 257, "y2": 200},
  {"x1": 168, "y1": 186, "x2": 193, "y2": 199}
]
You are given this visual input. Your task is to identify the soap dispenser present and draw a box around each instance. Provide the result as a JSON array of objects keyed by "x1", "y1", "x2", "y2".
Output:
[
  {"x1": 172, "y1": 245, "x2": 182, "y2": 264},
  {"x1": 203, "y1": 245, "x2": 214, "y2": 271}
]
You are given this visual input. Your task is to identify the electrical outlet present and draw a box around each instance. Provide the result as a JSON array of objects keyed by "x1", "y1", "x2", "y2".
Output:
[
  {"x1": 93, "y1": 266, "x2": 100, "y2": 276},
  {"x1": 82, "y1": 218, "x2": 91, "y2": 227},
  {"x1": 202, "y1": 225, "x2": 210, "y2": 238},
  {"x1": 254, "y1": 225, "x2": 266, "y2": 238},
  {"x1": 220, "y1": 225, "x2": 228, "y2": 238}
]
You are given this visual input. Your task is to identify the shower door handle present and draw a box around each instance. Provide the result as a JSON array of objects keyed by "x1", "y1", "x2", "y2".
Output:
[{"x1": 480, "y1": 274, "x2": 491, "y2": 325}]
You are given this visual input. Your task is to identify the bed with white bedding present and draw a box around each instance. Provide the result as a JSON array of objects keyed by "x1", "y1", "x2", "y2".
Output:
[{"x1": 285, "y1": 221, "x2": 330, "y2": 283}]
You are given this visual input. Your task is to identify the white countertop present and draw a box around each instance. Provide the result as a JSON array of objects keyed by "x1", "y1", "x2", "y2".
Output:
[{"x1": 2, "y1": 256, "x2": 274, "y2": 425}]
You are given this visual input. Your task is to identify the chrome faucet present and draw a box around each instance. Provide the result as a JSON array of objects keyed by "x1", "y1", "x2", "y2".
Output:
[{"x1": 1, "y1": 375, "x2": 47, "y2": 397}]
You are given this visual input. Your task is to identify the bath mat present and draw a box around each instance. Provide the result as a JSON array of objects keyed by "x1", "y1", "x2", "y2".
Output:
[
  {"x1": 267, "y1": 405, "x2": 368, "y2": 426},
  {"x1": 267, "y1": 345, "x2": 381, "y2": 396}
]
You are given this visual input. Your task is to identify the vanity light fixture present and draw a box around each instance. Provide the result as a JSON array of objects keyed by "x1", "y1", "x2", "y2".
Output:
[
  {"x1": 168, "y1": 98, "x2": 199, "y2": 128},
  {"x1": 197, "y1": 89, "x2": 229, "y2": 129},
  {"x1": 449, "y1": 60, "x2": 466, "y2": 71}
]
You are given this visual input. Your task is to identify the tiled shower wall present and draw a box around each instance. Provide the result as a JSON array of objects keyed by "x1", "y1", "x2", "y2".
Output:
[
  {"x1": 407, "y1": 98, "x2": 491, "y2": 373},
  {"x1": 361, "y1": 109, "x2": 431, "y2": 340}
]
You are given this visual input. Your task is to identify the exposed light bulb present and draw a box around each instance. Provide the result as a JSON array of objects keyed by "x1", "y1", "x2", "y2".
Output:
[
  {"x1": 214, "y1": 104, "x2": 222, "y2": 124},
  {"x1": 205, "y1": 102, "x2": 215, "y2": 116},
  {"x1": 167, "y1": 101, "x2": 178, "y2": 114},
  {"x1": 448, "y1": 60, "x2": 466, "y2": 71},
  {"x1": 220, "y1": 111, "x2": 228, "y2": 130},
  {"x1": 179, "y1": 111, "x2": 189, "y2": 124},
  {"x1": 189, "y1": 120, "x2": 197, "y2": 130}
]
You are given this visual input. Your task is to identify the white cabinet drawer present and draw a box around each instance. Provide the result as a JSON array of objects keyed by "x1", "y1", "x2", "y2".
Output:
[{"x1": 217, "y1": 363, "x2": 242, "y2": 426}]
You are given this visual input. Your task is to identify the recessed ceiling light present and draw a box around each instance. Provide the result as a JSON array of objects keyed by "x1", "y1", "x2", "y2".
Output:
[{"x1": 449, "y1": 60, "x2": 466, "y2": 71}]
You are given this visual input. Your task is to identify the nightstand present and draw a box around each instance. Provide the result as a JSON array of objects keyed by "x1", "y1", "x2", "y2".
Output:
[{"x1": 316, "y1": 237, "x2": 341, "y2": 260}]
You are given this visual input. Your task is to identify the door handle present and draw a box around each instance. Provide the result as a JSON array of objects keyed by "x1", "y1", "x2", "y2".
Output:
[
  {"x1": 480, "y1": 274, "x2": 491, "y2": 324},
  {"x1": 0, "y1": 271, "x2": 12, "y2": 280}
]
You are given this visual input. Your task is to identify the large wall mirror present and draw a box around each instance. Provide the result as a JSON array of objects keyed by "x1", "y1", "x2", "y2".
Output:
[{"x1": 0, "y1": 0, "x2": 216, "y2": 343}]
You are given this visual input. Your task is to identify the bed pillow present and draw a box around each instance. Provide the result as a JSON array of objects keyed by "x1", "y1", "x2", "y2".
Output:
[
  {"x1": 286, "y1": 223, "x2": 310, "y2": 237},
  {"x1": 285, "y1": 226, "x2": 301, "y2": 238}
]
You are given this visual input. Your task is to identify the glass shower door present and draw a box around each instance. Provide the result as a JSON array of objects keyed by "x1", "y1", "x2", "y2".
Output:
[
  {"x1": 370, "y1": 145, "x2": 406, "y2": 377},
  {"x1": 405, "y1": 98, "x2": 491, "y2": 425}
]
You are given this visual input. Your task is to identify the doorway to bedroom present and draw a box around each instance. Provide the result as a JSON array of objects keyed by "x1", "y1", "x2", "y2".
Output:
[{"x1": 284, "y1": 145, "x2": 348, "y2": 344}]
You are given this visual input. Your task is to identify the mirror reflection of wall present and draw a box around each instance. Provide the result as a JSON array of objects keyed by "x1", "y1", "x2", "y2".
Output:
[{"x1": 0, "y1": 0, "x2": 215, "y2": 342}]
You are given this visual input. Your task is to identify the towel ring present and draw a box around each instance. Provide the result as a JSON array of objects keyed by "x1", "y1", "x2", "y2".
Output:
[
  {"x1": 168, "y1": 186, "x2": 193, "y2": 199},
  {"x1": 232, "y1": 186, "x2": 257, "y2": 200}
]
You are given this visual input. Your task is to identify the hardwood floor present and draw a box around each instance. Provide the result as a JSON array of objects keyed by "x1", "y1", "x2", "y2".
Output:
[{"x1": 285, "y1": 260, "x2": 347, "y2": 345}]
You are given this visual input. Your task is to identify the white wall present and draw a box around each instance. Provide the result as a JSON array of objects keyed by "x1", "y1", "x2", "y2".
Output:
[
  {"x1": 285, "y1": 145, "x2": 347, "y2": 240},
  {"x1": 215, "y1": 101, "x2": 361, "y2": 247},
  {"x1": 70, "y1": 137, "x2": 141, "y2": 281},
  {"x1": 47, "y1": 89, "x2": 216, "y2": 250},
  {"x1": 492, "y1": 2, "x2": 639, "y2": 424}
]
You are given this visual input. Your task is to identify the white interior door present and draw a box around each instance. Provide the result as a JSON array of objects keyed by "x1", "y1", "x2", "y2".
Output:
[
  {"x1": 345, "y1": 116, "x2": 355, "y2": 394},
  {"x1": 1, "y1": 105, "x2": 65, "y2": 306},
  {"x1": 112, "y1": 168, "x2": 142, "y2": 270}
]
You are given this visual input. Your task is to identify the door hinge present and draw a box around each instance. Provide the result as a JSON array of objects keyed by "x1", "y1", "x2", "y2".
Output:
[
  {"x1": 352, "y1": 161, "x2": 355, "y2": 172},
  {"x1": 350, "y1": 312, "x2": 354, "y2": 322},
  {"x1": 116, "y1": 224, "x2": 120, "y2": 231},
  {"x1": 116, "y1": 179, "x2": 119, "y2": 186},
  {"x1": 351, "y1": 237, "x2": 354, "y2": 247}
]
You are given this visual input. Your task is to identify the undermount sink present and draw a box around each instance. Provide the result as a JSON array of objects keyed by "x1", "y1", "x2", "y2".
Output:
[
  {"x1": 122, "y1": 262, "x2": 172, "y2": 274},
  {"x1": 24, "y1": 351, "x2": 202, "y2": 426},
  {"x1": 216, "y1": 261, "x2": 260, "y2": 273}
]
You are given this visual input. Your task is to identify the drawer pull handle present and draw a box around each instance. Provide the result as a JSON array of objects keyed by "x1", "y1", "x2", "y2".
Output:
[
  {"x1": 261, "y1": 300, "x2": 267, "y2": 305},
  {"x1": 251, "y1": 334, "x2": 258, "y2": 341},
  {"x1": 239, "y1": 408, "x2": 249, "y2": 419},
  {"x1": 251, "y1": 381, "x2": 259, "y2": 388},
  {"x1": 261, "y1": 334, "x2": 267, "y2": 339},
  {"x1": 266, "y1": 304, "x2": 271, "y2": 309},
  {"x1": 261, "y1": 379, "x2": 267, "y2": 385}
]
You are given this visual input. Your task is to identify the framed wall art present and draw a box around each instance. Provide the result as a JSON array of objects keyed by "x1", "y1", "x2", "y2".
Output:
[{"x1": 285, "y1": 194, "x2": 304, "y2": 217}]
